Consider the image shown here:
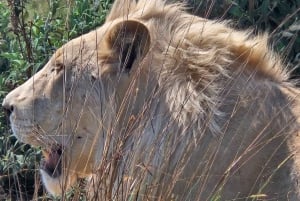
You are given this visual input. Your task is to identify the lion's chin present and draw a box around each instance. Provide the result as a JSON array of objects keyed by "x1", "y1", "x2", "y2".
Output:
[
  {"x1": 40, "y1": 146, "x2": 81, "y2": 196},
  {"x1": 40, "y1": 169, "x2": 78, "y2": 196},
  {"x1": 40, "y1": 169, "x2": 64, "y2": 196}
]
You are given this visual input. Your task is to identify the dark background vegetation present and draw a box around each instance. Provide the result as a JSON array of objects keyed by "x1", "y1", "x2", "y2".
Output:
[{"x1": 0, "y1": 0, "x2": 299, "y2": 200}]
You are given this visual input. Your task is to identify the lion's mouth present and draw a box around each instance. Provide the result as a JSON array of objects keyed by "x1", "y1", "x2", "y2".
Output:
[{"x1": 41, "y1": 146, "x2": 62, "y2": 178}]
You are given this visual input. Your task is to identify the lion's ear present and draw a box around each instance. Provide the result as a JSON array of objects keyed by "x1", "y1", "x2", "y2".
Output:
[{"x1": 106, "y1": 20, "x2": 150, "y2": 72}]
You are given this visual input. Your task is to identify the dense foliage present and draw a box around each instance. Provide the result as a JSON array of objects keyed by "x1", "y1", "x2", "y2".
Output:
[{"x1": 0, "y1": 0, "x2": 299, "y2": 200}]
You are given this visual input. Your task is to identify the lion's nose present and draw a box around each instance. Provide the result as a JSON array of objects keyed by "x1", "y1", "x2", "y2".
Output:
[{"x1": 2, "y1": 98, "x2": 14, "y2": 116}]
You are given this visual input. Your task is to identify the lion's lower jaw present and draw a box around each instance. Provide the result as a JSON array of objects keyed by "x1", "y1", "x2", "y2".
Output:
[{"x1": 40, "y1": 169, "x2": 77, "y2": 196}]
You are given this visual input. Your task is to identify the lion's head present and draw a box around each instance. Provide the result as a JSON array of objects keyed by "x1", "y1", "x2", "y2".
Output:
[
  {"x1": 2, "y1": 0, "x2": 300, "y2": 200},
  {"x1": 2, "y1": 15, "x2": 152, "y2": 194}
]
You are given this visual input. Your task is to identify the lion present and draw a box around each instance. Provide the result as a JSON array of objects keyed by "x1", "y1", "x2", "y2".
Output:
[{"x1": 2, "y1": 0, "x2": 300, "y2": 200}]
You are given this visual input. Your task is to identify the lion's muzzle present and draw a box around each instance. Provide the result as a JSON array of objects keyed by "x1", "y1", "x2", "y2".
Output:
[{"x1": 2, "y1": 99, "x2": 14, "y2": 117}]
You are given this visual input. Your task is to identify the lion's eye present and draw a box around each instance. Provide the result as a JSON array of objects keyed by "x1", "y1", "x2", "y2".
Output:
[{"x1": 51, "y1": 63, "x2": 64, "y2": 73}]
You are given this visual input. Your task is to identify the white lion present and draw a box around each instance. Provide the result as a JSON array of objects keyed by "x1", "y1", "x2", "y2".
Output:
[{"x1": 3, "y1": 0, "x2": 300, "y2": 200}]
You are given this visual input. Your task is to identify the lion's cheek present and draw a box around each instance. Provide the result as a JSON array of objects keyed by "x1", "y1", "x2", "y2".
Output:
[{"x1": 40, "y1": 169, "x2": 77, "y2": 196}]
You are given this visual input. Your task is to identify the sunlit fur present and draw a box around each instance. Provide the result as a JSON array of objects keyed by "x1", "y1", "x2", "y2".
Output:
[{"x1": 3, "y1": 0, "x2": 300, "y2": 200}]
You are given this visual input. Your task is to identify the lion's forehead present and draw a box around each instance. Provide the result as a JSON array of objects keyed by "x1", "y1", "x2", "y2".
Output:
[{"x1": 52, "y1": 26, "x2": 111, "y2": 69}]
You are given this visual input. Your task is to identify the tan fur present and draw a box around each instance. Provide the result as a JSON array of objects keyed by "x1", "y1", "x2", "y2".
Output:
[{"x1": 2, "y1": 0, "x2": 300, "y2": 200}]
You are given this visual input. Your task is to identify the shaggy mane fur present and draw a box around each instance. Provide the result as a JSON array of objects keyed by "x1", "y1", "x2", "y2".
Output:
[
  {"x1": 107, "y1": 0, "x2": 288, "y2": 81},
  {"x1": 104, "y1": 0, "x2": 290, "y2": 135}
]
